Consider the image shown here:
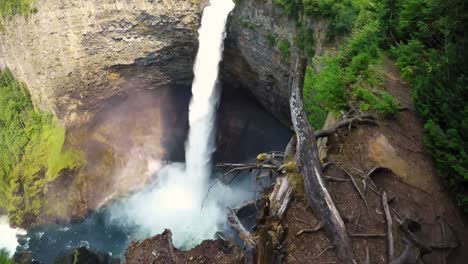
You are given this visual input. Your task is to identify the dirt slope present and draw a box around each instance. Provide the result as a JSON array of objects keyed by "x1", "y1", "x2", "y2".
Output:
[{"x1": 283, "y1": 57, "x2": 468, "y2": 263}]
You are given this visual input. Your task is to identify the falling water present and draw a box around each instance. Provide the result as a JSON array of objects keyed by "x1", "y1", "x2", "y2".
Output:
[
  {"x1": 185, "y1": 0, "x2": 235, "y2": 206},
  {"x1": 0, "y1": 216, "x2": 26, "y2": 256},
  {"x1": 108, "y1": 0, "x2": 246, "y2": 249}
]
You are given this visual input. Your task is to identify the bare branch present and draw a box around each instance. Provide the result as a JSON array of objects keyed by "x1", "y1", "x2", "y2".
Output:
[{"x1": 382, "y1": 192, "x2": 394, "y2": 263}]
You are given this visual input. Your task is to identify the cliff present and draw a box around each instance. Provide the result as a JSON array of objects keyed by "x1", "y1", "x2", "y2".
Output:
[
  {"x1": 221, "y1": 0, "x2": 327, "y2": 126},
  {"x1": 0, "y1": 0, "x2": 202, "y2": 126}
]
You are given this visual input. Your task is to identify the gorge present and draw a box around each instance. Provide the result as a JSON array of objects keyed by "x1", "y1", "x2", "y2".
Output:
[{"x1": 1, "y1": 0, "x2": 468, "y2": 263}]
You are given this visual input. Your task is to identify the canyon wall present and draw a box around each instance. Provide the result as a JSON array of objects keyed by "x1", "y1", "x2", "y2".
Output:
[
  {"x1": 221, "y1": 0, "x2": 327, "y2": 126},
  {"x1": 0, "y1": 0, "x2": 327, "y2": 128},
  {"x1": 0, "y1": 0, "x2": 202, "y2": 126},
  {"x1": 0, "y1": 0, "x2": 321, "y2": 225}
]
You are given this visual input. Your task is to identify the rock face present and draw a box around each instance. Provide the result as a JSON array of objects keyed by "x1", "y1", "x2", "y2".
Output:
[
  {"x1": 0, "y1": 0, "x2": 202, "y2": 125},
  {"x1": 54, "y1": 247, "x2": 120, "y2": 264},
  {"x1": 221, "y1": 0, "x2": 297, "y2": 126},
  {"x1": 0, "y1": 0, "x2": 323, "y2": 128}
]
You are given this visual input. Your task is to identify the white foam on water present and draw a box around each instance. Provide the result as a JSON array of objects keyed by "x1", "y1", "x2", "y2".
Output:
[
  {"x1": 0, "y1": 216, "x2": 26, "y2": 256},
  {"x1": 109, "y1": 0, "x2": 246, "y2": 249}
]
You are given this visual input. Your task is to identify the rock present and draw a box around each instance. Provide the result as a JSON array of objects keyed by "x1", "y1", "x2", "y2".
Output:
[
  {"x1": 367, "y1": 134, "x2": 411, "y2": 180},
  {"x1": 221, "y1": 0, "x2": 327, "y2": 126},
  {"x1": 14, "y1": 251, "x2": 43, "y2": 264},
  {"x1": 317, "y1": 112, "x2": 338, "y2": 162},
  {"x1": 0, "y1": 0, "x2": 203, "y2": 126},
  {"x1": 54, "y1": 247, "x2": 120, "y2": 264},
  {"x1": 125, "y1": 229, "x2": 240, "y2": 264}
]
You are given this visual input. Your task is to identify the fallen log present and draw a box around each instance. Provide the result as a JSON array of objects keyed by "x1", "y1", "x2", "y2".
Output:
[
  {"x1": 382, "y1": 192, "x2": 395, "y2": 263},
  {"x1": 290, "y1": 58, "x2": 354, "y2": 263},
  {"x1": 227, "y1": 208, "x2": 257, "y2": 264},
  {"x1": 268, "y1": 177, "x2": 293, "y2": 219},
  {"x1": 314, "y1": 115, "x2": 377, "y2": 139}
]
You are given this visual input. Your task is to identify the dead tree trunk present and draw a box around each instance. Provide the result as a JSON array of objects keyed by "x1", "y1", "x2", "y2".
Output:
[{"x1": 290, "y1": 58, "x2": 354, "y2": 263}]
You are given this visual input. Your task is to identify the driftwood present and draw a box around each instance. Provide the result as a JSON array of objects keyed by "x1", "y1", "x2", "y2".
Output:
[
  {"x1": 382, "y1": 192, "x2": 395, "y2": 263},
  {"x1": 228, "y1": 176, "x2": 292, "y2": 264},
  {"x1": 343, "y1": 168, "x2": 371, "y2": 216},
  {"x1": 296, "y1": 223, "x2": 323, "y2": 236},
  {"x1": 314, "y1": 115, "x2": 377, "y2": 139},
  {"x1": 268, "y1": 177, "x2": 293, "y2": 219},
  {"x1": 255, "y1": 176, "x2": 292, "y2": 264},
  {"x1": 290, "y1": 58, "x2": 354, "y2": 263},
  {"x1": 227, "y1": 208, "x2": 257, "y2": 264}
]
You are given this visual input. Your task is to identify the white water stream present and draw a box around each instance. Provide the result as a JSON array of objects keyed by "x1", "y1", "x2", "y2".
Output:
[
  {"x1": 109, "y1": 0, "x2": 249, "y2": 248},
  {"x1": 0, "y1": 216, "x2": 26, "y2": 256}
]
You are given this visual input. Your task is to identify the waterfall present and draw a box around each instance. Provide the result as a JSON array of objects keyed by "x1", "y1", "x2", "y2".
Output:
[
  {"x1": 185, "y1": 0, "x2": 235, "y2": 205},
  {"x1": 109, "y1": 0, "x2": 250, "y2": 249},
  {"x1": 0, "y1": 216, "x2": 26, "y2": 256}
]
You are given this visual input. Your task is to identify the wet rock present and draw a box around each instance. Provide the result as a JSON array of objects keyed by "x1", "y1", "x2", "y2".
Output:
[
  {"x1": 54, "y1": 247, "x2": 120, "y2": 264},
  {"x1": 14, "y1": 251, "x2": 42, "y2": 264},
  {"x1": 125, "y1": 229, "x2": 240, "y2": 264}
]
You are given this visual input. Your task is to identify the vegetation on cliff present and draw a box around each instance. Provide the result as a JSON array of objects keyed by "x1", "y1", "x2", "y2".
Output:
[
  {"x1": 0, "y1": 249, "x2": 14, "y2": 264},
  {"x1": 0, "y1": 69, "x2": 84, "y2": 227},
  {"x1": 273, "y1": 0, "x2": 467, "y2": 211},
  {"x1": 383, "y1": 0, "x2": 468, "y2": 211},
  {"x1": 0, "y1": 0, "x2": 35, "y2": 17},
  {"x1": 300, "y1": 2, "x2": 398, "y2": 129}
]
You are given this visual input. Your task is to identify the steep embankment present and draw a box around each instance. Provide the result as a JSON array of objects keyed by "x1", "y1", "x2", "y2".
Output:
[
  {"x1": 0, "y1": 0, "x2": 202, "y2": 126},
  {"x1": 221, "y1": 0, "x2": 327, "y2": 126},
  {"x1": 282, "y1": 57, "x2": 468, "y2": 263},
  {"x1": 0, "y1": 0, "x2": 203, "y2": 228}
]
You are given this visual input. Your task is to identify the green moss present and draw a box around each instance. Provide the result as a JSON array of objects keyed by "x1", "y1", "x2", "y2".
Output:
[
  {"x1": 0, "y1": 0, "x2": 35, "y2": 17},
  {"x1": 73, "y1": 249, "x2": 79, "y2": 264},
  {"x1": 295, "y1": 25, "x2": 315, "y2": 58},
  {"x1": 278, "y1": 39, "x2": 291, "y2": 60},
  {"x1": 237, "y1": 18, "x2": 256, "y2": 30},
  {"x1": 0, "y1": 69, "x2": 84, "y2": 227},
  {"x1": 266, "y1": 32, "x2": 277, "y2": 47},
  {"x1": 0, "y1": 0, "x2": 36, "y2": 30}
]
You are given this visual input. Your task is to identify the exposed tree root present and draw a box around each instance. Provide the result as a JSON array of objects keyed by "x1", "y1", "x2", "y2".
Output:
[
  {"x1": 311, "y1": 246, "x2": 334, "y2": 260},
  {"x1": 349, "y1": 233, "x2": 386, "y2": 238},
  {"x1": 343, "y1": 168, "x2": 371, "y2": 217},
  {"x1": 296, "y1": 223, "x2": 324, "y2": 236},
  {"x1": 314, "y1": 115, "x2": 377, "y2": 139}
]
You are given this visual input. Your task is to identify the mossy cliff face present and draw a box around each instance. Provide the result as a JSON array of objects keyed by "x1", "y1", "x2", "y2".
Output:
[
  {"x1": 221, "y1": 0, "x2": 327, "y2": 126},
  {"x1": 0, "y1": 0, "x2": 202, "y2": 126}
]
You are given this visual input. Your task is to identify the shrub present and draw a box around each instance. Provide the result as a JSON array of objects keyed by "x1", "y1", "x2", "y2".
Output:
[
  {"x1": 0, "y1": 0, "x2": 35, "y2": 17},
  {"x1": 278, "y1": 39, "x2": 291, "y2": 60}
]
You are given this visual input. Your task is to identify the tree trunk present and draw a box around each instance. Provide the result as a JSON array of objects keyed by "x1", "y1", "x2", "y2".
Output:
[{"x1": 289, "y1": 58, "x2": 354, "y2": 263}]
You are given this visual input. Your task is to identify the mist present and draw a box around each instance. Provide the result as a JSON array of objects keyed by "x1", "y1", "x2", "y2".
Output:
[
  {"x1": 107, "y1": 0, "x2": 245, "y2": 248},
  {"x1": 0, "y1": 216, "x2": 26, "y2": 256}
]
